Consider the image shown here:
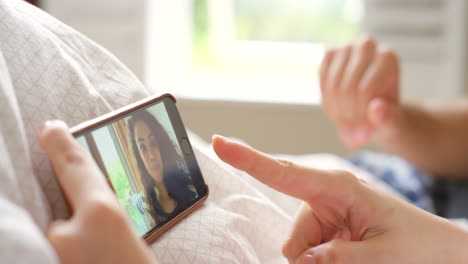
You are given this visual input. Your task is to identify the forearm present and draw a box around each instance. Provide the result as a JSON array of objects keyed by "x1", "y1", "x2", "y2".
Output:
[{"x1": 375, "y1": 101, "x2": 468, "y2": 179}]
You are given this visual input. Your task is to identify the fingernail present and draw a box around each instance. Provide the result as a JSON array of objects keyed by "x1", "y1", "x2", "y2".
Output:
[
  {"x1": 39, "y1": 121, "x2": 50, "y2": 132},
  {"x1": 212, "y1": 134, "x2": 229, "y2": 142},
  {"x1": 298, "y1": 253, "x2": 315, "y2": 264},
  {"x1": 40, "y1": 120, "x2": 68, "y2": 134}
]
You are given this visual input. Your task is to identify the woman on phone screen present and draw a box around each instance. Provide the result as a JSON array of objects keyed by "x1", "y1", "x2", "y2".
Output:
[{"x1": 128, "y1": 109, "x2": 198, "y2": 225}]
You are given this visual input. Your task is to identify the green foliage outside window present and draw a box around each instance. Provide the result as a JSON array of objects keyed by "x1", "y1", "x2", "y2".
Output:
[
  {"x1": 107, "y1": 161, "x2": 148, "y2": 235},
  {"x1": 192, "y1": 0, "x2": 362, "y2": 66}
]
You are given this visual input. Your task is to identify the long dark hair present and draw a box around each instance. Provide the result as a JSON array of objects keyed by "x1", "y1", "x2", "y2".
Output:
[{"x1": 128, "y1": 109, "x2": 195, "y2": 224}]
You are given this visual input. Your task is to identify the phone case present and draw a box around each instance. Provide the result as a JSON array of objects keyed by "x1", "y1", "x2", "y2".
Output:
[
  {"x1": 69, "y1": 93, "x2": 209, "y2": 243},
  {"x1": 144, "y1": 186, "x2": 209, "y2": 244},
  {"x1": 71, "y1": 94, "x2": 177, "y2": 135}
]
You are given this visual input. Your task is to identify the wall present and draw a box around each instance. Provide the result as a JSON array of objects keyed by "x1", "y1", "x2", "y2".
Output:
[
  {"x1": 363, "y1": 0, "x2": 468, "y2": 100},
  {"x1": 42, "y1": 0, "x2": 147, "y2": 80},
  {"x1": 176, "y1": 98, "x2": 348, "y2": 155}
]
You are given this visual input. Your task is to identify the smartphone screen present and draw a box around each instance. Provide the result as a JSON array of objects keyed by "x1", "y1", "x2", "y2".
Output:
[{"x1": 72, "y1": 96, "x2": 207, "y2": 238}]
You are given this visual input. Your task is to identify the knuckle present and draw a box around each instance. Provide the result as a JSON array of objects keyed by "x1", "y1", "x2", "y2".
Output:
[
  {"x1": 327, "y1": 170, "x2": 363, "y2": 208},
  {"x1": 277, "y1": 159, "x2": 296, "y2": 170},
  {"x1": 277, "y1": 159, "x2": 297, "y2": 178},
  {"x1": 63, "y1": 148, "x2": 86, "y2": 165},
  {"x1": 277, "y1": 159, "x2": 298, "y2": 188},
  {"x1": 331, "y1": 170, "x2": 360, "y2": 187}
]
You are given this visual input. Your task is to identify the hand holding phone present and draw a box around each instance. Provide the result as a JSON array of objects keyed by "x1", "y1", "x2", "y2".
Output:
[
  {"x1": 70, "y1": 94, "x2": 208, "y2": 243},
  {"x1": 39, "y1": 120, "x2": 157, "y2": 264}
]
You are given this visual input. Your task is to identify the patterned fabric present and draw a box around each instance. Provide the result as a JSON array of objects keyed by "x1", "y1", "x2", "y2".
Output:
[
  {"x1": 0, "y1": 1, "x2": 293, "y2": 263},
  {"x1": 349, "y1": 151, "x2": 435, "y2": 212},
  {"x1": 0, "y1": 0, "x2": 149, "y2": 223}
]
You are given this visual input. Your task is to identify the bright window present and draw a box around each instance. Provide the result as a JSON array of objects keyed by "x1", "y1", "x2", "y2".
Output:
[{"x1": 146, "y1": 0, "x2": 363, "y2": 104}]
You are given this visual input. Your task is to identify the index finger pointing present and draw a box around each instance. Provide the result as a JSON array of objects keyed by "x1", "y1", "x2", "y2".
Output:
[
  {"x1": 212, "y1": 135, "x2": 346, "y2": 202},
  {"x1": 39, "y1": 120, "x2": 115, "y2": 211}
]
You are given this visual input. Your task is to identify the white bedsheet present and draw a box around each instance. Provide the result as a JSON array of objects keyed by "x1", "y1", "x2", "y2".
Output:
[{"x1": 0, "y1": 1, "x2": 401, "y2": 263}]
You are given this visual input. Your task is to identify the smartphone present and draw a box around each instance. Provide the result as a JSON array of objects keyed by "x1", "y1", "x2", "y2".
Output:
[{"x1": 70, "y1": 94, "x2": 208, "y2": 243}]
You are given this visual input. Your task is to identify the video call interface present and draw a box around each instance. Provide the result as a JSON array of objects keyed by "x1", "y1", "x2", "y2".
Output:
[{"x1": 76, "y1": 101, "x2": 199, "y2": 235}]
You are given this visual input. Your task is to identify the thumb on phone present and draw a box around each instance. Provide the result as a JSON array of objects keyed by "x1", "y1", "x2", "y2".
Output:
[{"x1": 38, "y1": 120, "x2": 116, "y2": 212}]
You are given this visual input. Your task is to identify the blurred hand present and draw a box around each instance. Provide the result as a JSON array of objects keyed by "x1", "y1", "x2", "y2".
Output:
[
  {"x1": 39, "y1": 120, "x2": 157, "y2": 264},
  {"x1": 320, "y1": 37, "x2": 400, "y2": 149},
  {"x1": 213, "y1": 135, "x2": 468, "y2": 264}
]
